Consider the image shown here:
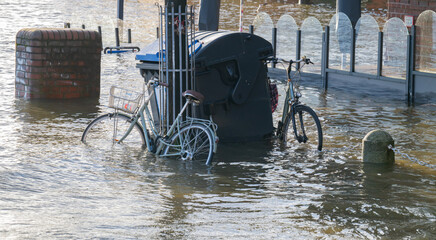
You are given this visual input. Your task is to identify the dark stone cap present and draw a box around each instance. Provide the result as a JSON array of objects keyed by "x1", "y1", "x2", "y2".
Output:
[{"x1": 17, "y1": 28, "x2": 102, "y2": 42}]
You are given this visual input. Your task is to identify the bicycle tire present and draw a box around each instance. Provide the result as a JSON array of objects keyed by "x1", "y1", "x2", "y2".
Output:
[
  {"x1": 162, "y1": 123, "x2": 214, "y2": 165},
  {"x1": 81, "y1": 113, "x2": 146, "y2": 149},
  {"x1": 282, "y1": 104, "x2": 323, "y2": 151}
]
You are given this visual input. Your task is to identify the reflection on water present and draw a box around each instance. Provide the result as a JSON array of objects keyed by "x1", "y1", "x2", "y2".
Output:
[{"x1": 0, "y1": 0, "x2": 435, "y2": 239}]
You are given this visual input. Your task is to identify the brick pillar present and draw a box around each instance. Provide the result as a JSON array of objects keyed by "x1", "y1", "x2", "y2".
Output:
[
  {"x1": 388, "y1": 0, "x2": 436, "y2": 19},
  {"x1": 15, "y1": 28, "x2": 102, "y2": 99}
]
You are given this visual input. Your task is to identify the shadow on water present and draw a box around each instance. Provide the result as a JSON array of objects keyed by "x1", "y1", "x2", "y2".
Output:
[
  {"x1": 14, "y1": 97, "x2": 101, "y2": 121},
  {"x1": 12, "y1": 97, "x2": 101, "y2": 147}
]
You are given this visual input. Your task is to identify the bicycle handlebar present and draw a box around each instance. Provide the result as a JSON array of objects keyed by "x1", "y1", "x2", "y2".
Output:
[
  {"x1": 265, "y1": 56, "x2": 313, "y2": 79},
  {"x1": 148, "y1": 77, "x2": 169, "y2": 87},
  {"x1": 273, "y1": 57, "x2": 314, "y2": 65}
]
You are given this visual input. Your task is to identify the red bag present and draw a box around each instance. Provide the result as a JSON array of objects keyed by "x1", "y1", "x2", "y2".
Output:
[{"x1": 269, "y1": 81, "x2": 278, "y2": 113}]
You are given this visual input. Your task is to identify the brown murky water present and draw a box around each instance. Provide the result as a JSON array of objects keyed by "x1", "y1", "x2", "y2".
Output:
[{"x1": 0, "y1": 0, "x2": 435, "y2": 239}]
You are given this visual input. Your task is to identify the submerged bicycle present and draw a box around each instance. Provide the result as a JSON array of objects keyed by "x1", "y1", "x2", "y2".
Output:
[
  {"x1": 81, "y1": 78, "x2": 218, "y2": 165},
  {"x1": 271, "y1": 56, "x2": 323, "y2": 151}
]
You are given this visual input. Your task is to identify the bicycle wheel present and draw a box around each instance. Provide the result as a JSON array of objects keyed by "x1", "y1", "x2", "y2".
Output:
[
  {"x1": 282, "y1": 104, "x2": 323, "y2": 151},
  {"x1": 81, "y1": 113, "x2": 146, "y2": 149},
  {"x1": 163, "y1": 123, "x2": 214, "y2": 165}
]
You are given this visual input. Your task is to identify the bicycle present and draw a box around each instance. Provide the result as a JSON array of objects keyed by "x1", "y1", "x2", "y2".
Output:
[
  {"x1": 272, "y1": 56, "x2": 323, "y2": 151},
  {"x1": 81, "y1": 78, "x2": 218, "y2": 165}
]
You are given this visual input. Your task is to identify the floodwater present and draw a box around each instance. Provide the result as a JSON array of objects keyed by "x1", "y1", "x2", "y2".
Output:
[{"x1": 1, "y1": 0, "x2": 435, "y2": 239}]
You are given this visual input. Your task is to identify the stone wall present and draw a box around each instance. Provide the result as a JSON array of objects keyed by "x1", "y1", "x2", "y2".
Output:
[
  {"x1": 388, "y1": 0, "x2": 436, "y2": 19},
  {"x1": 15, "y1": 28, "x2": 102, "y2": 99}
]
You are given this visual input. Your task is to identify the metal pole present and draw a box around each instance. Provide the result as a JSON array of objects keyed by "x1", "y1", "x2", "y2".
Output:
[
  {"x1": 377, "y1": 31, "x2": 383, "y2": 77},
  {"x1": 98, "y1": 26, "x2": 102, "y2": 36},
  {"x1": 322, "y1": 26, "x2": 330, "y2": 90},
  {"x1": 350, "y1": 28, "x2": 356, "y2": 73},
  {"x1": 171, "y1": 3, "x2": 176, "y2": 123},
  {"x1": 272, "y1": 27, "x2": 277, "y2": 68},
  {"x1": 178, "y1": 5, "x2": 183, "y2": 113},
  {"x1": 239, "y1": 0, "x2": 244, "y2": 32},
  {"x1": 117, "y1": 0, "x2": 124, "y2": 20},
  {"x1": 249, "y1": 25, "x2": 254, "y2": 35},
  {"x1": 198, "y1": 0, "x2": 220, "y2": 31},
  {"x1": 406, "y1": 25, "x2": 416, "y2": 104},
  {"x1": 115, "y1": 28, "x2": 120, "y2": 47},
  {"x1": 296, "y1": 29, "x2": 301, "y2": 70},
  {"x1": 128, "y1": 29, "x2": 132, "y2": 43},
  {"x1": 410, "y1": 25, "x2": 416, "y2": 103},
  {"x1": 336, "y1": 0, "x2": 361, "y2": 28}
]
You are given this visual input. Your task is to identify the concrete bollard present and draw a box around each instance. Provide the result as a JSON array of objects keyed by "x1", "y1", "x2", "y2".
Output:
[{"x1": 362, "y1": 130, "x2": 395, "y2": 164}]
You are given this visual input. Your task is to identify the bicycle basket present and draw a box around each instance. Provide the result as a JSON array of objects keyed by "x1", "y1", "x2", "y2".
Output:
[{"x1": 108, "y1": 86, "x2": 144, "y2": 113}]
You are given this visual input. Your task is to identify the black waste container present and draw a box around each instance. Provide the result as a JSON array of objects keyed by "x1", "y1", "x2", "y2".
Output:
[
  {"x1": 136, "y1": 31, "x2": 274, "y2": 142},
  {"x1": 194, "y1": 31, "x2": 274, "y2": 142}
]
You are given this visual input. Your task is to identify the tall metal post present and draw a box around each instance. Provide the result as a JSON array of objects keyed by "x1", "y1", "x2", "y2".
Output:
[
  {"x1": 350, "y1": 28, "x2": 356, "y2": 73},
  {"x1": 336, "y1": 0, "x2": 361, "y2": 27},
  {"x1": 166, "y1": 0, "x2": 187, "y2": 125},
  {"x1": 117, "y1": 0, "x2": 124, "y2": 43},
  {"x1": 296, "y1": 29, "x2": 302, "y2": 70},
  {"x1": 377, "y1": 32, "x2": 383, "y2": 77},
  {"x1": 272, "y1": 27, "x2": 277, "y2": 68},
  {"x1": 322, "y1": 26, "x2": 330, "y2": 90},
  {"x1": 239, "y1": 0, "x2": 244, "y2": 32},
  {"x1": 115, "y1": 28, "x2": 120, "y2": 47},
  {"x1": 406, "y1": 25, "x2": 416, "y2": 104},
  {"x1": 117, "y1": 0, "x2": 124, "y2": 20},
  {"x1": 198, "y1": 0, "x2": 220, "y2": 31}
]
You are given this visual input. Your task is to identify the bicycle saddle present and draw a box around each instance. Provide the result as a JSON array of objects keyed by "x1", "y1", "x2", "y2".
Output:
[{"x1": 182, "y1": 90, "x2": 205, "y2": 103}]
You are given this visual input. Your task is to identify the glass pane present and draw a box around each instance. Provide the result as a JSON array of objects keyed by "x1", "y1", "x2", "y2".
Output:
[
  {"x1": 300, "y1": 17, "x2": 323, "y2": 74},
  {"x1": 415, "y1": 10, "x2": 436, "y2": 73},
  {"x1": 382, "y1": 18, "x2": 408, "y2": 79},
  {"x1": 355, "y1": 15, "x2": 380, "y2": 75},
  {"x1": 277, "y1": 14, "x2": 298, "y2": 63},
  {"x1": 253, "y1": 12, "x2": 274, "y2": 43},
  {"x1": 329, "y1": 12, "x2": 353, "y2": 71}
]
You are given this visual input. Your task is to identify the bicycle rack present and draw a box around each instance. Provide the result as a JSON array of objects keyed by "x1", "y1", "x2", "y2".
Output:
[
  {"x1": 157, "y1": 3, "x2": 196, "y2": 133},
  {"x1": 104, "y1": 46, "x2": 140, "y2": 54}
]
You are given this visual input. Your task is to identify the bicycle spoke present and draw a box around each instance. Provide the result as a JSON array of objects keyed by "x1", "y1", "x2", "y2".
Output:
[
  {"x1": 82, "y1": 113, "x2": 145, "y2": 150},
  {"x1": 163, "y1": 123, "x2": 214, "y2": 164}
]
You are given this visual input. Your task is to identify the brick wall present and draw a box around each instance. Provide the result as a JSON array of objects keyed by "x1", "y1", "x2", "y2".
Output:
[
  {"x1": 15, "y1": 28, "x2": 102, "y2": 99},
  {"x1": 388, "y1": 0, "x2": 436, "y2": 19}
]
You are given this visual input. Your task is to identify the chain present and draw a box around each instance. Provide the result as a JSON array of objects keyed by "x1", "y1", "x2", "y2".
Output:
[{"x1": 388, "y1": 145, "x2": 436, "y2": 170}]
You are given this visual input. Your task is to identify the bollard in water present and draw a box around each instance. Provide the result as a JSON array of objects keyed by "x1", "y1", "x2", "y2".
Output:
[
  {"x1": 362, "y1": 130, "x2": 395, "y2": 164},
  {"x1": 115, "y1": 27, "x2": 120, "y2": 47},
  {"x1": 82, "y1": 24, "x2": 86, "y2": 29}
]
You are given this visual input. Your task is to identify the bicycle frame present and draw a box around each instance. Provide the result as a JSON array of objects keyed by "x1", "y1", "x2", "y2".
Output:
[
  {"x1": 116, "y1": 80, "x2": 218, "y2": 156},
  {"x1": 280, "y1": 60, "x2": 306, "y2": 122}
]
